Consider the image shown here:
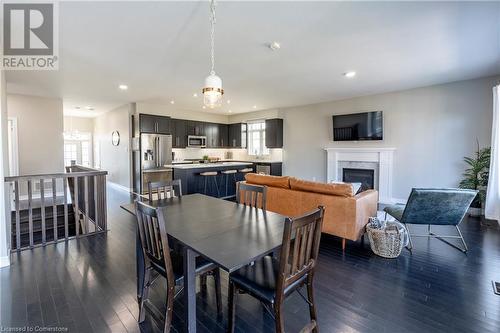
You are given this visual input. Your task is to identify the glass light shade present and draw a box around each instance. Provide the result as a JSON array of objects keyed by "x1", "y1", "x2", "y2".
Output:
[{"x1": 202, "y1": 73, "x2": 224, "y2": 108}]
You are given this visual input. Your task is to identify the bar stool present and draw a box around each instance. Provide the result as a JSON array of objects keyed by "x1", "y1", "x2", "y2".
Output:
[
  {"x1": 238, "y1": 167, "x2": 253, "y2": 182},
  {"x1": 220, "y1": 169, "x2": 237, "y2": 198},
  {"x1": 199, "y1": 171, "x2": 220, "y2": 197}
]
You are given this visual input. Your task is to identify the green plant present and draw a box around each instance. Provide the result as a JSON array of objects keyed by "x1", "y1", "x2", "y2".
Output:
[
  {"x1": 459, "y1": 141, "x2": 490, "y2": 207},
  {"x1": 202, "y1": 155, "x2": 209, "y2": 160}
]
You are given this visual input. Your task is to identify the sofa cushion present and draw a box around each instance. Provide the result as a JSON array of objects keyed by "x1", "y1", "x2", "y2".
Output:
[
  {"x1": 245, "y1": 173, "x2": 290, "y2": 189},
  {"x1": 290, "y1": 178, "x2": 353, "y2": 197}
]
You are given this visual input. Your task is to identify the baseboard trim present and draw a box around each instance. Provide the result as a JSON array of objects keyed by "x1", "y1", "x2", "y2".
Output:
[
  {"x1": 0, "y1": 255, "x2": 10, "y2": 268},
  {"x1": 107, "y1": 181, "x2": 132, "y2": 193}
]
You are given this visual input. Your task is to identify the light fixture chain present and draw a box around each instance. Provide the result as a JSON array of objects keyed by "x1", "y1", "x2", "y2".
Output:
[{"x1": 210, "y1": 0, "x2": 216, "y2": 75}]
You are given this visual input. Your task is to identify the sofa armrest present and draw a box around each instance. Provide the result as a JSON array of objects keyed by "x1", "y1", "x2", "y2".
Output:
[{"x1": 353, "y1": 190, "x2": 379, "y2": 239}]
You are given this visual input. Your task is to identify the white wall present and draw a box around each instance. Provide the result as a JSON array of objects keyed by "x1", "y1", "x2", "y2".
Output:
[
  {"x1": 244, "y1": 76, "x2": 499, "y2": 200},
  {"x1": 64, "y1": 116, "x2": 94, "y2": 133},
  {"x1": 136, "y1": 102, "x2": 229, "y2": 123},
  {"x1": 93, "y1": 104, "x2": 133, "y2": 189},
  {"x1": 7, "y1": 94, "x2": 64, "y2": 175},
  {"x1": 0, "y1": 72, "x2": 10, "y2": 267}
]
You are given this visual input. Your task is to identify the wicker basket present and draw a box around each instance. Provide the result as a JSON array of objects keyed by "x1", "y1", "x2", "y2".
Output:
[{"x1": 366, "y1": 221, "x2": 408, "y2": 258}]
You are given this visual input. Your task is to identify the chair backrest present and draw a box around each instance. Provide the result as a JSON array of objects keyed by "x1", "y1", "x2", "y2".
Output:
[
  {"x1": 147, "y1": 179, "x2": 182, "y2": 201},
  {"x1": 276, "y1": 206, "x2": 325, "y2": 293},
  {"x1": 236, "y1": 182, "x2": 267, "y2": 210},
  {"x1": 134, "y1": 200, "x2": 175, "y2": 286},
  {"x1": 401, "y1": 188, "x2": 478, "y2": 226}
]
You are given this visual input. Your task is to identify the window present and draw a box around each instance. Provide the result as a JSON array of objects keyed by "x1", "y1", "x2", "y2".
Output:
[
  {"x1": 247, "y1": 120, "x2": 269, "y2": 156},
  {"x1": 64, "y1": 143, "x2": 78, "y2": 167},
  {"x1": 63, "y1": 131, "x2": 92, "y2": 167}
]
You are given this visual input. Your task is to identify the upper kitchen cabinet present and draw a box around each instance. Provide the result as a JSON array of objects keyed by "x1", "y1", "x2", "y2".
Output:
[
  {"x1": 186, "y1": 121, "x2": 205, "y2": 136},
  {"x1": 218, "y1": 124, "x2": 229, "y2": 147},
  {"x1": 171, "y1": 118, "x2": 187, "y2": 148},
  {"x1": 265, "y1": 118, "x2": 283, "y2": 148},
  {"x1": 139, "y1": 114, "x2": 171, "y2": 135},
  {"x1": 228, "y1": 123, "x2": 247, "y2": 148},
  {"x1": 205, "y1": 122, "x2": 220, "y2": 148}
]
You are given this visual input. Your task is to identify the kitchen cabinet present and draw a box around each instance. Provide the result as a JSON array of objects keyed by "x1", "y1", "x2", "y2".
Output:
[
  {"x1": 254, "y1": 162, "x2": 282, "y2": 176},
  {"x1": 171, "y1": 118, "x2": 187, "y2": 148},
  {"x1": 139, "y1": 114, "x2": 171, "y2": 134},
  {"x1": 218, "y1": 124, "x2": 229, "y2": 147},
  {"x1": 228, "y1": 123, "x2": 247, "y2": 148},
  {"x1": 205, "y1": 123, "x2": 219, "y2": 148},
  {"x1": 187, "y1": 121, "x2": 205, "y2": 136},
  {"x1": 265, "y1": 118, "x2": 283, "y2": 148}
]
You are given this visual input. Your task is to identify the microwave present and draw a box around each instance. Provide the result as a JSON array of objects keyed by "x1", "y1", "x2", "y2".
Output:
[{"x1": 187, "y1": 135, "x2": 206, "y2": 148}]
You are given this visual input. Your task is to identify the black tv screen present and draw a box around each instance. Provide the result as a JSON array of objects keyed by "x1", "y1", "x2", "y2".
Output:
[{"x1": 332, "y1": 111, "x2": 383, "y2": 141}]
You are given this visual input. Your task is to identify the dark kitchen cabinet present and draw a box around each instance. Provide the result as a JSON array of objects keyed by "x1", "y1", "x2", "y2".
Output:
[
  {"x1": 265, "y1": 118, "x2": 283, "y2": 148},
  {"x1": 228, "y1": 123, "x2": 247, "y2": 148},
  {"x1": 139, "y1": 114, "x2": 171, "y2": 135},
  {"x1": 187, "y1": 121, "x2": 205, "y2": 136},
  {"x1": 218, "y1": 124, "x2": 228, "y2": 147},
  {"x1": 171, "y1": 118, "x2": 187, "y2": 148},
  {"x1": 205, "y1": 123, "x2": 220, "y2": 148}
]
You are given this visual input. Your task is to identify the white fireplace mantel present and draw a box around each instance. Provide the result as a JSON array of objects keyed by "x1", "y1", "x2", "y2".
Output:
[{"x1": 325, "y1": 147, "x2": 396, "y2": 203}]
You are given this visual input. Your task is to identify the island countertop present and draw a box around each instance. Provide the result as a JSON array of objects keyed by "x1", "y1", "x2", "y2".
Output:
[{"x1": 164, "y1": 161, "x2": 253, "y2": 170}]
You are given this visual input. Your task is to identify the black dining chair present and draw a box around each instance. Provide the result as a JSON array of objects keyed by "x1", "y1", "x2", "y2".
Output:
[
  {"x1": 236, "y1": 182, "x2": 267, "y2": 210},
  {"x1": 135, "y1": 201, "x2": 222, "y2": 332},
  {"x1": 147, "y1": 179, "x2": 182, "y2": 201},
  {"x1": 227, "y1": 206, "x2": 325, "y2": 333}
]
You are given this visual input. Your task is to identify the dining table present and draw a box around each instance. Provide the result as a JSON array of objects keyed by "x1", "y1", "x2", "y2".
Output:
[{"x1": 120, "y1": 193, "x2": 287, "y2": 333}]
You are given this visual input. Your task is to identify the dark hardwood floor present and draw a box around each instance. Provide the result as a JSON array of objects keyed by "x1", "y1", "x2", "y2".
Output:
[{"x1": 1, "y1": 186, "x2": 500, "y2": 332}]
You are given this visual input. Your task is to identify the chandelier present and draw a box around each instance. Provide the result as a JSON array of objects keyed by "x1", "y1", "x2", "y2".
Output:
[{"x1": 202, "y1": 0, "x2": 224, "y2": 108}]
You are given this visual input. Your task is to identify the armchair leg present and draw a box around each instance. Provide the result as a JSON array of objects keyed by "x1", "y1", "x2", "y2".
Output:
[
  {"x1": 456, "y1": 225, "x2": 468, "y2": 253},
  {"x1": 341, "y1": 238, "x2": 346, "y2": 251},
  {"x1": 404, "y1": 223, "x2": 413, "y2": 253}
]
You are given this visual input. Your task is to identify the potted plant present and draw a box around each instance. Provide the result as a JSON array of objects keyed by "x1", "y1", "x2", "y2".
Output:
[
  {"x1": 459, "y1": 141, "x2": 491, "y2": 216},
  {"x1": 202, "y1": 155, "x2": 209, "y2": 163}
]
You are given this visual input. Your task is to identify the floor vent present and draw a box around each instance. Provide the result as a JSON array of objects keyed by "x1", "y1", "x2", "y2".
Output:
[{"x1": 493, "y1": 281, "x2": 500, "y2": 295}]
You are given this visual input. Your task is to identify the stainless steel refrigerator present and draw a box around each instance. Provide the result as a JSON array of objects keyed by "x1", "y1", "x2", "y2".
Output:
[{"x1": 140, "y1": 133, "x2": 173, "y2": 193}]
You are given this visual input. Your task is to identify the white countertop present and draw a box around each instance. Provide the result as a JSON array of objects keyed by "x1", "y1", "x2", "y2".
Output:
[{"x1": 165, "y1": 161, "x2": 253, "y2": 169}]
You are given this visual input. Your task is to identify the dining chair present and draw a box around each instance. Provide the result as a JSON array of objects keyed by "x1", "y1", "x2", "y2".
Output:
[
  {"x1": 134, "y1": 201, "x2": 222, "y2": 332},
  {"x1": 147, "y1": 179, "x2": 182, "y2": 201},
  {"x1": 227, "y1": 206, "x2": 325, "y2": 333},
  {"x1": 236, "y1": 182, "x2": 267, "y2": 210}
]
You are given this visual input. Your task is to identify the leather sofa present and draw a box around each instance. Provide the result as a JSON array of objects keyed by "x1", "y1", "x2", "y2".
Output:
[{"x1": 243, "y1": 173, "x2": 378, "y2": 249}]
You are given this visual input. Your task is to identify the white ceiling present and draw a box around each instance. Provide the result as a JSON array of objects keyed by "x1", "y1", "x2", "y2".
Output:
[{"x1": 6, "y1": 1, "x2": 500, "y2": 117}]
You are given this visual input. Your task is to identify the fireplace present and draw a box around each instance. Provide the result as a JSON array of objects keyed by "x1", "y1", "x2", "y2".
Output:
[{"x1": 343, "y1": 168, "x2": 375, "y2": 192}]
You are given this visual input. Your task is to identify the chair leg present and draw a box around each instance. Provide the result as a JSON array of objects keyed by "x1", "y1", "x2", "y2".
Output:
[
  {"x1": 273, "y1": 302, "x2": 285, "y2": 333},
  {"x1": 164, "y1": 285, "x2": 175, "y2": 333},
  {"x1": 213, "y1": 176, "x2": 220, "y2": 197},
  {"x1": 214, "y1": 268, "x2": 222, "y2": 315},
  {"x1": 341, "y1": 238, "x2": 346, "y2": 251},
  {"x1": 306, "y1": 276, "x2": 319, "y2": 333},
  {"x1": 228, "y1": 281, "x2": 237, "y2": 333},
  {"x1": 139, "y1": 267, "x2": 152, "y2": 323},
  {"x1": 404, "y1": 223, "x2": 413, "y2": 253}
]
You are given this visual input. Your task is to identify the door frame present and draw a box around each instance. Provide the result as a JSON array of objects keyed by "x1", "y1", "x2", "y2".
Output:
[{"x1": 7, "y1": 117, "x2": 19, "y2": 176}]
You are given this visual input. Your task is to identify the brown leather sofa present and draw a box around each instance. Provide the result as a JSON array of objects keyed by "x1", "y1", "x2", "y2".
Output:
[{"x1": 244, "y1": 173, "x2": 378, "y2": 249}]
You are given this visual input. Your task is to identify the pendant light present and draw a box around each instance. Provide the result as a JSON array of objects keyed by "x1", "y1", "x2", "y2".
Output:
[{"x1": 202, "y1": 0, "x2": 224, "y2": 108}]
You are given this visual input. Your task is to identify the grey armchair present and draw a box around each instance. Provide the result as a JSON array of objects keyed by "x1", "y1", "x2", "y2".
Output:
[{"x1": 384, "y1": 188, "x2": 478, "y2": 253}]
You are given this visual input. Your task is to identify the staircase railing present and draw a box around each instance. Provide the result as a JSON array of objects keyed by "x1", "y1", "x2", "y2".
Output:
[{"x1": 4, "y1": 165, "x2": 108, "y2": 252}]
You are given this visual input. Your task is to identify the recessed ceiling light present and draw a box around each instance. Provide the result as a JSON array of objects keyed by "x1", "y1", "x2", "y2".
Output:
[
  {"x1": 269, "y1": 41, "x2": 281, "y2": 51},
  {"x1": 252, "y1": 105, "x2": 257, "y2": 109},
  {"x1": 85, "y1": 106, "x2": 94, "y2": 110},
  {"x1": 74, "y1": 106, "x2": 81, "y2": 109},
  {"x1": 228, "y1": 110, "x2": 232, "y2": 113},
  {"x1": 344, "y1": 71, "x2": 356, "y2": 78},
  {"x1": 119, "y1": 84, "x2": 128, "y2": 90},
  {"x1": 170, "y1": 100, "x2": 175, "y2": 104},
  {"x1": 227, "y1": 100, "x2": 231, "y2": 104},
  {"x1": 202, "y1": 105, "x2": 206, "y2": 109},
  {"x1": 193, "y1": 93, "x2": 198, "y2": 98}
]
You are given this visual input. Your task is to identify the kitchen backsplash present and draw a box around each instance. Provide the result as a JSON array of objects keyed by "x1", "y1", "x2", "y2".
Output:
[{"x1": 172, "y1": 148, "x2": 283, "y2": 162}]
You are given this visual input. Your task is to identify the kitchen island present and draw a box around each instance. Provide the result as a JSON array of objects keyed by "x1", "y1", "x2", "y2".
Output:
[{"x1": 169, "y1": 162, "x2": 253, "y2": 198}]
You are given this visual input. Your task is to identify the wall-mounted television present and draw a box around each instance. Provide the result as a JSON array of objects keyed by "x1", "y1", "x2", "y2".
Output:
[{"x1": 332, "y1": 111, "x2": 383, "y2": 141}]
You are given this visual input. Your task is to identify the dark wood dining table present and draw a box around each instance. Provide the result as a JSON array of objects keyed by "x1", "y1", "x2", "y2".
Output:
[{"x1": 120, "y1": 193, "x2": 287, "y2": 333}]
